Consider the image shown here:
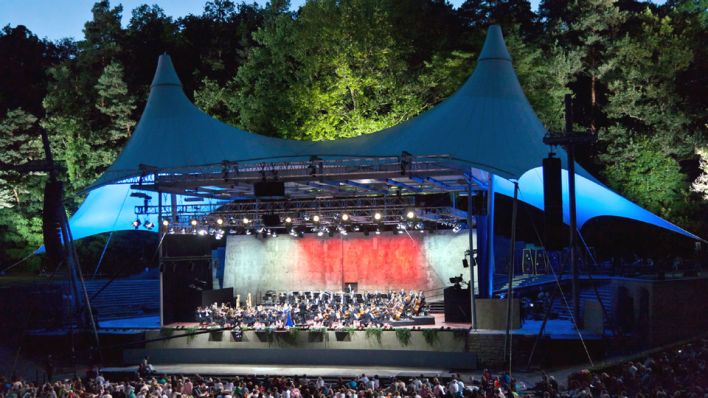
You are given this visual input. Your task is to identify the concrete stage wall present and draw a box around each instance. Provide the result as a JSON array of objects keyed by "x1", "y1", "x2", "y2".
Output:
[
  {"x1": 221, "y1": 231, "x2": 473, "y2": 297},
  {"x1": 610, "y1": 276, "x2": 708, "y2": 346},
  {"x1": 127, "y1": 329, "x2": 476, "y2": 369}
]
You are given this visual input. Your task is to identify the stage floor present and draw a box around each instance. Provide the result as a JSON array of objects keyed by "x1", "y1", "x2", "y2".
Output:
[
  {"x1": 164, "y1": 313, "x2": 471, "y2": 330},
  {"x1": 98, "y1": 314, "x2": 602, "y2": 340},
  {"x1": 102, "y1": 363, "x2": 458, "y2": 378}
]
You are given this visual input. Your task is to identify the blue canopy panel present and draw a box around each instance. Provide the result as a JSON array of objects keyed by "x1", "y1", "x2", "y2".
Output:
[
  {"x1": 35, "y1": 183, "x2": 227, "y2": 254},
  {"x1": 60, "y1": 25, "x2": 699, "y2": 246},
  {"x1": 493, "y1": 169, "x2": 700, "y2": 240}
]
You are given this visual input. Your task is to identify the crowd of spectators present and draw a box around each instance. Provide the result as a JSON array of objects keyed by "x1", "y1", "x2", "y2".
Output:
[
  {"x1": 0, "y1": 370, "x2": 522, "y2": 398},
  {"x1": 2, "y1": 337, "x2": 706, "y2": 398},
  {"x1": 533, "y1": 338, "x2": 707, "y2": 397}
]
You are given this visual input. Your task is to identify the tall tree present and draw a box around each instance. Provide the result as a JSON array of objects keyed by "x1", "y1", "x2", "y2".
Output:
[
  {"x1": 94, "y1": 61, "x2": 137, "y2": 166},
  {"x1": 0, "y1": 109, "x2": 44, "y2": 266},
  {"x1": 542, "y1": 0, "x2": 626, "y2": 131}
]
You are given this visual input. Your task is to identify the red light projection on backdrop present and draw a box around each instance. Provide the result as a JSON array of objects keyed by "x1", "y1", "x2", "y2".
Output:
[{"x1": 298, "y1": 234, "x2": 428, "y2": 291}]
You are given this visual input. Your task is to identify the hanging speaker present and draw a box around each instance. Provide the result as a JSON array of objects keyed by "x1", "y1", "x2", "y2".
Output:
[{"x1": 543, "y1": 155, "x2": 564, "y2": 250}]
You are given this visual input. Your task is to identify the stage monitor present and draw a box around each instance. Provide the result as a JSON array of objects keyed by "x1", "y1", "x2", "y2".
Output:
[{"x1": 254, "y1": 181, "x2": 285, "y2": 197}]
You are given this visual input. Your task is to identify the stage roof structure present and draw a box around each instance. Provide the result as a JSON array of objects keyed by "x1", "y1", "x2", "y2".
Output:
[{"x1": 64, "y1": 25, "x2": 699, "y2": 242}]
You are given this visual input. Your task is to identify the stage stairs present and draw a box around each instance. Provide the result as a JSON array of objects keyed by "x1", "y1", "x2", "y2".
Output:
[
  {"x1": 83, "y1": 279, "x2": 160, "y2": 321},
  {"x1": 549, "y1": 282, "x2": 615, "y2": 325},
  {"x1": 428, "y1": 301, "x2": 445, "y2": 314}
]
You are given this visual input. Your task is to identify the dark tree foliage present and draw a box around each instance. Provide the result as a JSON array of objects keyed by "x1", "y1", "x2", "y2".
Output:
[{"x1": 0, "y1": 0, "x2": 705, "y2": 272}]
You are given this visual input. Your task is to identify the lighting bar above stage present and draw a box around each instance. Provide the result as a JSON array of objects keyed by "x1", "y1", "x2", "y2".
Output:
[
  {"x1": 135, "y1": 194, "x2": 470, "y2": 231},
  {"x1": 123, "y1": 154, "x2": 488, "y2": 201}
]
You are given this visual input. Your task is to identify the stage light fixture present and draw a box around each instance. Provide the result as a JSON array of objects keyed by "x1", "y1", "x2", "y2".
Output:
[
  {"x1": 313, "y1": 215, "x2": 321, "y2": 223},
  {"x1": 197, "y1": 228, "x2": 208, "y2": 236},
  {"x1": 191, "y1": 219, "x2": 198, "y2": 226},
  {"x1": 285, "y1": 216, "x2": 292, "y2": 224},
  {"x1": 374, "y1": 212, "x2": 382, "y2": 221},
  {"x1": 341, "y1": 213, "x2": 349, "y2": 221},
  {"x1": 216, "y1": 218, "x2": 224, "y2": 225},
  {"x1": 162, "y1": 219, "x2": 170, "y2": 227},
  {"x1": 406, "y1": 210, "x2": 416, "y2": 219},
  {"x1": 242, "y1": 217, "x2": 250, "y2": 224},
  {"x1": 132, "y1": 218, "x2": 141, "y2": 229}
]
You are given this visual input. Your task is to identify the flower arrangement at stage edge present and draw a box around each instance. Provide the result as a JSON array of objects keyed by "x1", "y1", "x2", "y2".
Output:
[
  {"x1": 422, "y1": 329, "x2": 440, "y2": 346},
  {"x1": 395, "y1": 328, "x2": 412, "y2": 346},
  {"x1": 365, "y1": 327, "x2": 383, "y2": 344}
]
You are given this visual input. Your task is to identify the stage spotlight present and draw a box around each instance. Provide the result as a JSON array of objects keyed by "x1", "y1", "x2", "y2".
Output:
[
  {"x1": 242, "y1": 217, "x2": 250, "y2": 224},
  {"x1": 406, "y1": 210, "x2": 416, "y2": 219},
  {"x1": 162, "y1": 219, "x2": 170, "y2": 227},
  {"x1": 313, "y1": 215, "x2": 321, "y2": 223},
  {"x1": 144, "y1": 220, "x2": 155, "y2": 230},
  {"x1": 132, "y1": 218, "x2": 141, "y2": 229},
  {"x1": 285, "y1": 216, "x2": 292, "y2": 224},
  {"x1": 191, "y1": 219, "x2": 198, "y2": 226},
  {"x1": 341, "y1": 213, "x2": 349, "y2": 222},
  {"x1": 216, "y1": 218, "x2": 224, "y2": 225},
  {"x1": 374, "y1": 212, "x2": 382, "y2": 221}
]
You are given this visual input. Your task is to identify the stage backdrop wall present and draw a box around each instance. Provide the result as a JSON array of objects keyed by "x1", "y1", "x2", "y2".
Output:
[{"x1": 221, "y1": 231, "x2": 473, "y2": 298}]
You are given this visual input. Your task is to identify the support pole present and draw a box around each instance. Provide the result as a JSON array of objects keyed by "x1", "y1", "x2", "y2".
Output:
[
  {"x1": 504, "y1": 181, "x2": 519, "y2": 373},
  {"x1": 567, "y1": 145, "x2": 580, "y2": 327},
  {"x1": 543, "y1": 94, "x2": 595, "y2": 329},
  {"x1": 485, "y1": 174, "x2": 496, "y2": 298},
  {"x1": 466, "y1": 182, "x2": 477, "y2": 329}
]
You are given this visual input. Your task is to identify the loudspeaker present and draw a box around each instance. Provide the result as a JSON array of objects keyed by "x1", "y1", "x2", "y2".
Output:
[
  {"x1": 262, "y1": 214, "x2": 281, "y2": 227},
  {"x1": 543, "y1": 156, "x2": 564, "y2": 250},
  {"x1": 42, "y1": 180, "x2": 65, "y2": 266},
  {"x1": 415, "y1": 193, "x2": 451, "y2": 208},
  {"x1": 254, "y1": 181, "x2": 285, "y2": 197},
  {"x1": 163, "y1": 235, "x2": 212, "y2": 257}
]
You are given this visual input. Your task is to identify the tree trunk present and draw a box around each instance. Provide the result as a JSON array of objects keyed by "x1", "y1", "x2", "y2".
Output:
[{"x1": 590, "y1": 75, "x2": 597, "y2": 133}]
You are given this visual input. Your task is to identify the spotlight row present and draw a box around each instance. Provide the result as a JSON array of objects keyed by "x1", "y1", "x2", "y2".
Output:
[{"x1": 136, "y1": 209, "x2": 418, "y2": 230}]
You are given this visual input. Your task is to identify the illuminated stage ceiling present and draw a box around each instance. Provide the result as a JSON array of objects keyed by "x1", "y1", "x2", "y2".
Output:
[{"x1": 65, "y1": 25, "x2": 700, "y2": 242}]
